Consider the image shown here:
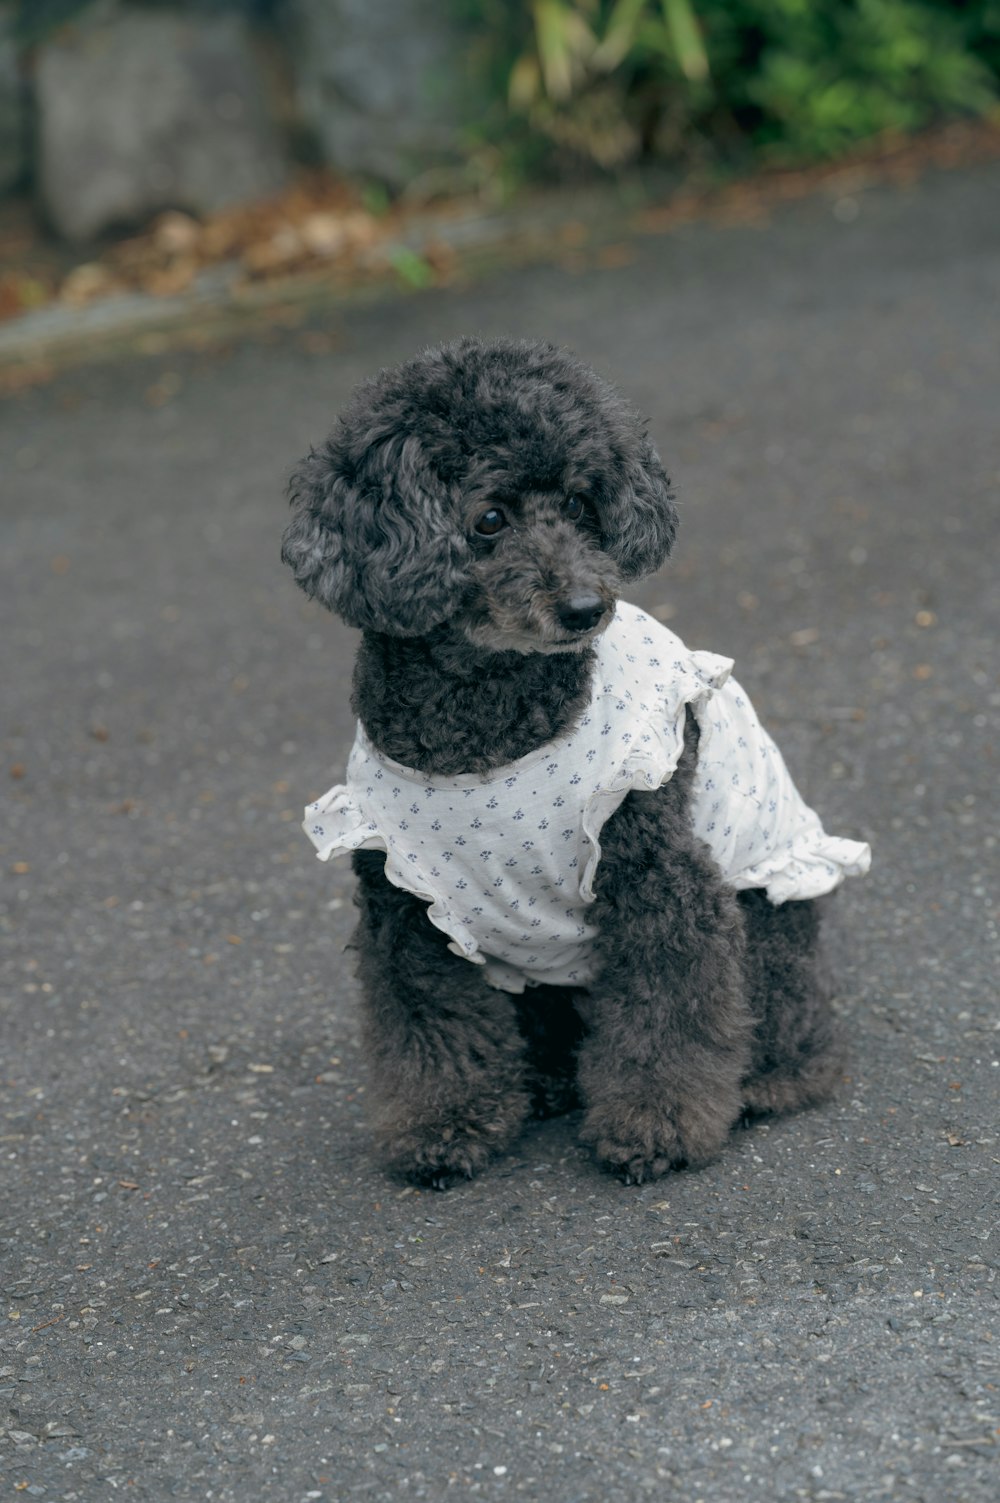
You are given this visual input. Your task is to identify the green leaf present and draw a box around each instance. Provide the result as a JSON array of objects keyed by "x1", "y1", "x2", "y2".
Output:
[
  {"x1": 532, "y1": 0, "x2": 597, "y2": 100},
  {"x1": 661, "y1": 0, "x2": 710, "y2": 83},
  {"x1": 509, "y1": 52, "x2": 543, "y2": 109},
  {"x1": 592, "y1": 0, "x2": 649, "y2": 73},
  {"x1": 387, "y1": 248, "x2": 435, "y2": 290}
]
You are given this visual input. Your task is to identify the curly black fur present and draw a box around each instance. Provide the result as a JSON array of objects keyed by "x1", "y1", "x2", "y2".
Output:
[
  {"x1": 283, "y1": 337, "x2": 844, "y2": 1187},
  {"x1": 282, "y1": 337, "x2": 675, "y2": 637}
]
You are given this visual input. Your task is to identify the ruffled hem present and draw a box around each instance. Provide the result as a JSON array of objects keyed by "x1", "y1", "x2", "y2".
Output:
[
  {"x1": 578, "y1": 648, "x2": 733, "y2": 900},
  {"x1": 303, "y1": 786, "x2": 486, "y2": 966},
  {"x1": 732, "y1": 833, "x2": 872, "y2": 905}
]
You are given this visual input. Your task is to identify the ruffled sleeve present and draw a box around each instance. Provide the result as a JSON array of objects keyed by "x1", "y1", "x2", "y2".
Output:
[
  {"x1": 683, "y1": 665, "x2": 872, "y2": 905},
  {"x1": 302, "y1": 780, "x2": 487, "y2": 968},
  {"x1": 578, "y1": 644, "x2": 735, "y2": 901},
  {"x1": 731, "y1": 825, "x2": 872, "y2": 904},
  {"x1": 303, "y1": 784, "x2": 382, "y2": 862}
]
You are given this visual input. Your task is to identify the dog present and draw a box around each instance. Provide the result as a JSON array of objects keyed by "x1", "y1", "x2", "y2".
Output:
[{"x1": 282, "y1": 337, "x2": 870, "y2": 1187}]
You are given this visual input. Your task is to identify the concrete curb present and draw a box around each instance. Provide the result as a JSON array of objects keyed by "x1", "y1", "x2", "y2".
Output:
[
  {"x1": 0, "y1": 183, "x2": 665, "y2": 375},
  {"x1": 6, "y1": 116, "x2": 997, "y2": 379}
]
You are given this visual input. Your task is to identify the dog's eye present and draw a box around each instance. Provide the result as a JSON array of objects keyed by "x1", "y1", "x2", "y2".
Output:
[
  {"x1": 564, "y1": 495, "x2": 586, "y2": 521},
  {"x1": 475, "y1": 508, "x2": 507, "y2": 537}
]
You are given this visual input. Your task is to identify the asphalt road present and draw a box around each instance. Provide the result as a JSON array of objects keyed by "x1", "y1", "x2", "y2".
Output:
[{"x1": 2, "y1": 159, "x2": 998, "y2": 1502}]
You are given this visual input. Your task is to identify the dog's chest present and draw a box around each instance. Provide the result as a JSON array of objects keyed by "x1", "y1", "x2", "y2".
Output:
[{"x1": 345, "y1": 699, "x2": 657, "y2": 990}]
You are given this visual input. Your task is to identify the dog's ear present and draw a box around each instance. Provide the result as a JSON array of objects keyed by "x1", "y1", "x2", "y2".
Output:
[
  {"x1": 281, "y1": 434, "x2": 470, "y2": 634},
  {"x1": 601, "y1": 437, "x2": 678, "y2": 580}
]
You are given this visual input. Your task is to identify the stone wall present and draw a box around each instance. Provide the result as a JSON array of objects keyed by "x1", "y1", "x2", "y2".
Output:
[
  {"x1": 5, "y1": 0, "x2": 474, "y2": 241},
  {"x1": 283, "y1": 0, "x2": 472, "y2": 190},
  {"x1": 0, "y1": 3, "x2": 23, "y2": 193},
  {"x1": 36, "y1": 4, "x2": 288, "y2": 240}
]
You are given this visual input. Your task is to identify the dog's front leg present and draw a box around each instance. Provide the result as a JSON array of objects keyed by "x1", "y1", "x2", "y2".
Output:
[
  {"x1": 578, "y1": 726, "x2": 754, "y2": 1183},
  {"x1": 351, "y1": 851, "x2": 532, "y2": 1187}
]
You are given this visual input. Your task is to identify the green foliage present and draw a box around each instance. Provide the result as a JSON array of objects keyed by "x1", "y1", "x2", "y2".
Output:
[
  {"x1": 387, "y1": 246, "x2": 435, "y2": 290},
  {"x1": 710, "y1": 0, "x2": 997, "y2": 156},
  {"x1": 462, "y1": 0, "x2": 1000, "y2": 175}
]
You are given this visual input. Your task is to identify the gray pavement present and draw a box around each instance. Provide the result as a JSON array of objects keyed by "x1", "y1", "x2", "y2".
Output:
[{"x1": 2, "y1": 160, "x2": 999, "y2": 1501}]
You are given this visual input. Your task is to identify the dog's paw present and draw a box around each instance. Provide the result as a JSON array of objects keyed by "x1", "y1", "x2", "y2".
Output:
[
  {"x1": 580, "y1": 1098, "x2": 732, "y2": 1184},
  {"x1": 742, "y1": 1044, "x2": 845, "y2": 1119},
  {"x1": 580, "y1": 1101, "x2": 684, "y2": 1184},
  {"x1": 388, "y1": 1125, "x2": 494, "y2": 1190},
  {"x1": 381, "y1": 1096, "x2": 529, "y2": 1189}
]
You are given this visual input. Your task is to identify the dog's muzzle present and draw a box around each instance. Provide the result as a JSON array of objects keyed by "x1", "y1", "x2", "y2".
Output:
[{"x1": 556, "y1": 593, "x2": 608, "y2": 634}]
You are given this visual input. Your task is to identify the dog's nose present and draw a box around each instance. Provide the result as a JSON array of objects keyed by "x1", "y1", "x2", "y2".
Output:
[{"x1": 557, "y1": 593, "x2": 606, "y2": 633}]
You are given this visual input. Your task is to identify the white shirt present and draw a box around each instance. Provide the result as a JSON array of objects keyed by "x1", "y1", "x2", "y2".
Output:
[{"x1": 302, "y1": 604, "x2": 870, "y2": 993}]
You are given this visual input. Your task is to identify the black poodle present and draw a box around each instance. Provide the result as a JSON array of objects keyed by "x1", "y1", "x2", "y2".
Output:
[{"x1": 282, "y1": 337, "x2": 870, "y2": 1187}]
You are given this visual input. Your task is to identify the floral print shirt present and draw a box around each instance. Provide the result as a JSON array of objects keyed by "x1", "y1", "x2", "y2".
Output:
[{"x1": 302, "y1": 604, "x2": 871, "y2": 993}]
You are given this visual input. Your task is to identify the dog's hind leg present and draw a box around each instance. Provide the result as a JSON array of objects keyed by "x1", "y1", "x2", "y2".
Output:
[
  {"x1": 736, "y1": 890, "x2": 845, "y2": 1117},
  {"x1": 351, "y1": 850, "x2": 532, "y2": 1187}
]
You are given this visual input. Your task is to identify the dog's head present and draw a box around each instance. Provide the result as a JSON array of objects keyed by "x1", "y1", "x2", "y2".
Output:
[{"x1": 282, "y1": 337, "x2": 677, "y2": 651}]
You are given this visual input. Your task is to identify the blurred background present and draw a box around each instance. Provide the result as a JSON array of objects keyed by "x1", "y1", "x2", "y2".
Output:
[{"x1": 2, "y1": 0, "x2": 999, "y2": 347}]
